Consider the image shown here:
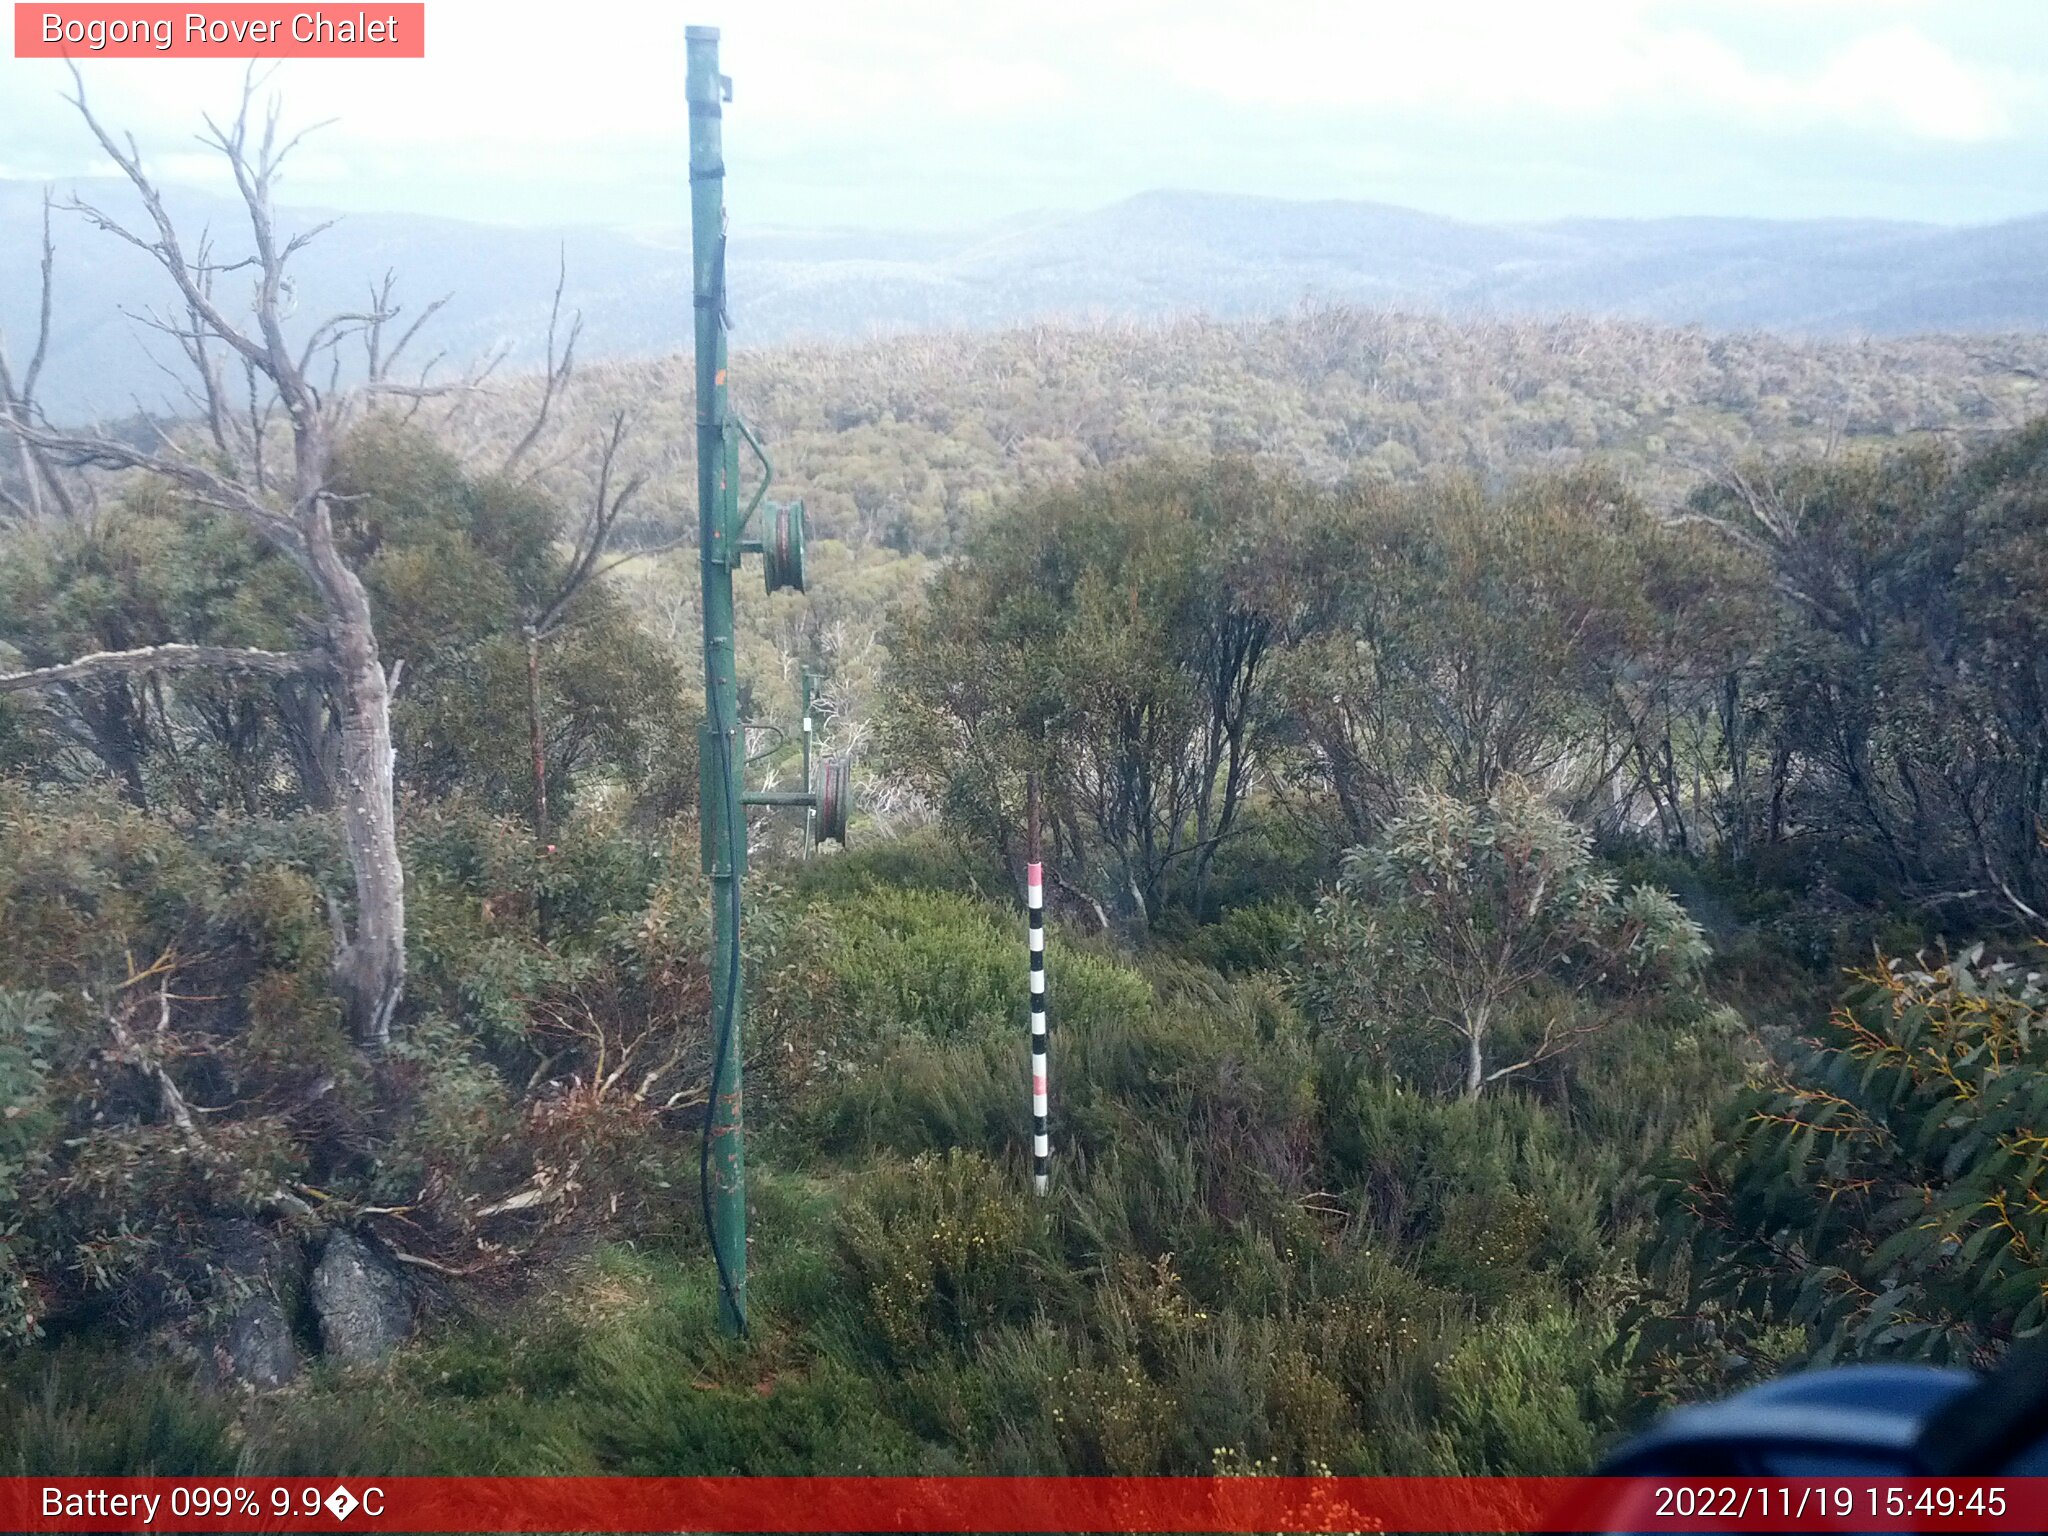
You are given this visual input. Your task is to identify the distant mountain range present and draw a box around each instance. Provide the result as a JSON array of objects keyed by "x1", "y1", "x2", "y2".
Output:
[{"x1": 4, "y1": 181, "x2": 2045, "y2": 422}]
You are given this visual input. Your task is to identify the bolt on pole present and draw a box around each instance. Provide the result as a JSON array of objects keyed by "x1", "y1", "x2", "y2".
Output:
[{"x1": 687, "y1": 23, "x2": 747, "y2": 1337}]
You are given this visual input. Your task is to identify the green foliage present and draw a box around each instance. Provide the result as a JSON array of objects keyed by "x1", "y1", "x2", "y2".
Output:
[
  {"x1": 1425, "y1": 1301, "x2": 1623, "y2": 1476},
  {"x1": 816, "y1": 888, "x2": 1023, "y2": 1041},
  {"x1": 0, "y1": 481, "x2": 314, "y2": 814},
  {"x1": 834, "y1": 1150, "x2": 1052, "y2": 1363},
  {"x1": 0, "y1": 989, "x2": 54, "y2": 1343},
  {"x1": 1276, "y1": 470, "x2": 1675, "y2": 843},
  {"x1": 1, "y1": 1344, "x2": 241, "y2": 1474},
  {"x1": 1316, "y1": 1068, "x2": 1612, "y2": 1295},
  {"x1": 334, "y1": 423, "x2": 695, "y2": 822},
  {"x1": 0, "y1": 826, "x2": 1725, "y2": 1477},
  {"x1": 788, "y1": 827, "x2": 1004, "y2": 904},
  {"x1": 816, "y1": 886, "x2": 1149, "y2": 1044},
  {"x1": 776, "y1": 885, "x2": 1151, "y2": 1161},
  {"x1": 477, "y1": 310, "x2": 2048, "y2": 560},
  {"x1": 1179, "y1": 900, "x2": 1304, "y2": 976},
  {"x1": 1644, "y1": 944, "x2": 2048, "y2": 1385},
  {"x1": 1296, "y1": 778, "x2": 1709, "y2": 1097},
  {"x1": 0, "y1": 420, "x2": 691, "y2": 830},
  {"x1": 1685, "y1": 423, "x2": 2048, "y2": 924},
  {"x1": 0, "y1": 784, "x2": 343, "y2": 1334},
  {"x1": 1161, "y1": 802, "x2": 1335, "y2": 919},
  {"x1": 884, "y1": 458, "x2": 1309, "y2": 925},
  {"x1": 0, "y1": 781, "x2": 739, "y2": 1346}
]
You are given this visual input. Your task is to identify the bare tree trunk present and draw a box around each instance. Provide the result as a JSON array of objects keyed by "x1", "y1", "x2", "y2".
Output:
[
  {"x1": 81, "y1": 684, "x2": 152, "y2": 810},
  {"x1": 1193, "y1": 711, "x2": 1255, "y2": 922},
  {"x1": 0, "y1": 75, "x2": 538, "y2": 1057},
  {"x1": 308, "y1": 519, "x2": 404, "y2": 1049},
  {"x1": 1767, "y1": 743, "x2": 1792, "y2": 844}
]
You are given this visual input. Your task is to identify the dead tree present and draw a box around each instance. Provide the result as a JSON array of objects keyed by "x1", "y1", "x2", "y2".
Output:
[
  {"x1": 0, "y1": 71, "x2": 454, "y2": 1049},
  {"x1": 0, "y1": 190, "x2": 82, "y2": 525},
  {"x1": 519, "y1": 410, "x2": 672, "y2": 841}
]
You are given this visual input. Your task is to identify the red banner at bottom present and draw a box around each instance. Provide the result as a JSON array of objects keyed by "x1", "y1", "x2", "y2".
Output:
[{"x1": 3, "y1": 1475, "x2": 2042, "y2": 1532}]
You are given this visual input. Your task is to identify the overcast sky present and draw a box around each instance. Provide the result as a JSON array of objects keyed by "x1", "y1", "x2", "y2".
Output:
[{"x1": 2, "y1": 0, "x2": 2044, "y2": 230}]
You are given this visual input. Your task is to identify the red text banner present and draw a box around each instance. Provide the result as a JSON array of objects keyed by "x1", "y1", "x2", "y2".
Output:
[
  {"x1": 14, "y1": 4, "x2": 425, "y2": 57},
  {"x1": 2, "y1": 1476, "x2": 2045, "y2": 1532}
]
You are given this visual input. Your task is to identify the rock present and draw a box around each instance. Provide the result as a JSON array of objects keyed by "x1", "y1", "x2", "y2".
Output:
[
  {"x1": 188, "y1": 1218, "x2": 303, "y2": 1389},
  {"x1": 309, "y1": 1230, "x2": 410, "y2": 1365},
  {"x1": 222, "y1": 1292, "x2": 299, "y2": 1388}
]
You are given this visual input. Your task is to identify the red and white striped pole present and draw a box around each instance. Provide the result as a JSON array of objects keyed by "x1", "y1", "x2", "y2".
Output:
[{"x1": 1026, "y1": 773, "x2": 1049, "y2": 1195}]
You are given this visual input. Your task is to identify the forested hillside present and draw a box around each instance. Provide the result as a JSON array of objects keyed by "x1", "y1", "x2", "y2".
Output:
[
  {"x1": 478, "y1": 308, "x2": 2048, "y2": 554},
  {"x1": 3, "y1": 297, "x2": 2046, "y2": 1475},
  {"x1": 455, "y1": 308, "x2": 2048, "y2": 747}
]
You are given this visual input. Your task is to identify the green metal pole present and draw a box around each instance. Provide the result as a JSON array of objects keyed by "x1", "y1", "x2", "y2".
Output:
[{"x1": 688, "y1": 23, "x2": 747, "y2": 1337}]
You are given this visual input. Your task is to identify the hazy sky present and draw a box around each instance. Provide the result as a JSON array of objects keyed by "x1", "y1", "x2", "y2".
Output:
[{"x1": 2, "y1": 0, "x2": 2044, "y2": 230}]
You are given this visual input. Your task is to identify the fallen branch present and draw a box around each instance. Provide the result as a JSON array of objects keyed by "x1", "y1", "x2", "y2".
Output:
[
  {"x1": 384, "y1": 1248, "x2": 495, "y2": 1278},
  {"x1": 0, "y1": 642, "x2": 330, "y2": 693},
  {"x1": 473, "y1": 1184, "x2": 558, "y2": 1218}
]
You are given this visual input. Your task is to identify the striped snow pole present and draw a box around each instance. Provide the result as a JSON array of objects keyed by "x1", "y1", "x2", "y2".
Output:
[{"x1": 1028, "y1": 858, "x2": 1050, "y2": 1194}]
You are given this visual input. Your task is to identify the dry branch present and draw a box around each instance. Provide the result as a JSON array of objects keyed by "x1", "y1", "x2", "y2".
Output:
[
  {"x1": 500, "y1": 247, "x2": 581, "y2": 474},
  {"x1": 0, "y1": 642, "x2": 331, "y2": 694}
]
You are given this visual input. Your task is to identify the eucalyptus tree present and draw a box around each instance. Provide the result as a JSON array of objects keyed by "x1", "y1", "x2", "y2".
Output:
[
  {"x1": 886, "y1": 458, "x2": 1305, "y2": 924},
  {"x1": 1275, "y1": 470, "x2": 1651, "y2": 846},
  {"x1": 1681, "y1": 427, "x2": 2048, "y2": 929},
  {"x1": 1298, "y1": 777, "x2": 1708, "y2": 1099}
]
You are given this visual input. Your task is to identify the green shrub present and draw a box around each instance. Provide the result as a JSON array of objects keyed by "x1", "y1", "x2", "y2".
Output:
[
  {"x1": 1165, "y1": 804, "x2": 1334, "y2": 917},
  {"x1": 1426, "y1": 1301, "x2": 1621, "y2": 1474},
  {"x1": 816, "y1": 888, "x2": 1020, "y2": 1041},
  {"x1": 1317, "y1": 1069, "x2": 1619, "y2": 1302},
  {"x1": 1178, "y1": 900, "x2": 1305, "y2": 976},
  {"x1": 0, "y1": 989, "x2": 54, "y2": 1343},
  {"x1": 798, "y1": 1031, "x2": 1019, "y2": 1161},
  {"x1": 1293, "y1": 779, "x2": 1709, "y2": 1099},
  {"x1": 1299, "y1": 1256, "x2": 1462, "y2": 1421},
  {"x1": 834, "y1": 1150, "x2": 1056, "y2": 1365},
  {"x1": 781, "y1": 886, "x2": 1153, "y2": 1166},
  {"x1": 1645, "y1": 944, "x2": 2048, "y2": 1381},
  {"x1": 791, "y1": 829, "x2": 1005, "y2": 903},
  {"x1": 1054, "y1": 1346, "x2": 1179, "y2": 1473}
]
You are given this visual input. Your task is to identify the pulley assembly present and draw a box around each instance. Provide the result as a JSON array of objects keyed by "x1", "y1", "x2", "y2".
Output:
[
  {"x1": 815, "y1": 754, "x2": 852, "y2": 845},
  {"x1": 761, "y1": 500, "x2": 807, "y2": 595}
]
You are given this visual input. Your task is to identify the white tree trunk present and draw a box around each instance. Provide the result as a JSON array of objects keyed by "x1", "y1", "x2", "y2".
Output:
[
  {"x1": 1462, "y1": 1006, "x2": 1489, "y2": 1100},
  {"x1": 307, "y1": 512, "x2": 405, "y2": 1049}
]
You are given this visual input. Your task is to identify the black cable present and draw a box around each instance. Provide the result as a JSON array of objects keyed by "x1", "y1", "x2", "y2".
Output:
[
  {"x1": 696, "y1": 193, "x2": 746, "y2": 1335},
  {"x1": 699, "y1": 676, "x2": 748, "y2": 1336}
]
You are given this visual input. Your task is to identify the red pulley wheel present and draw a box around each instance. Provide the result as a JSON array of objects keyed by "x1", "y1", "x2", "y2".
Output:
[{"x1": 815, "y1": 754, "x2": 851, "y2": 845}]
